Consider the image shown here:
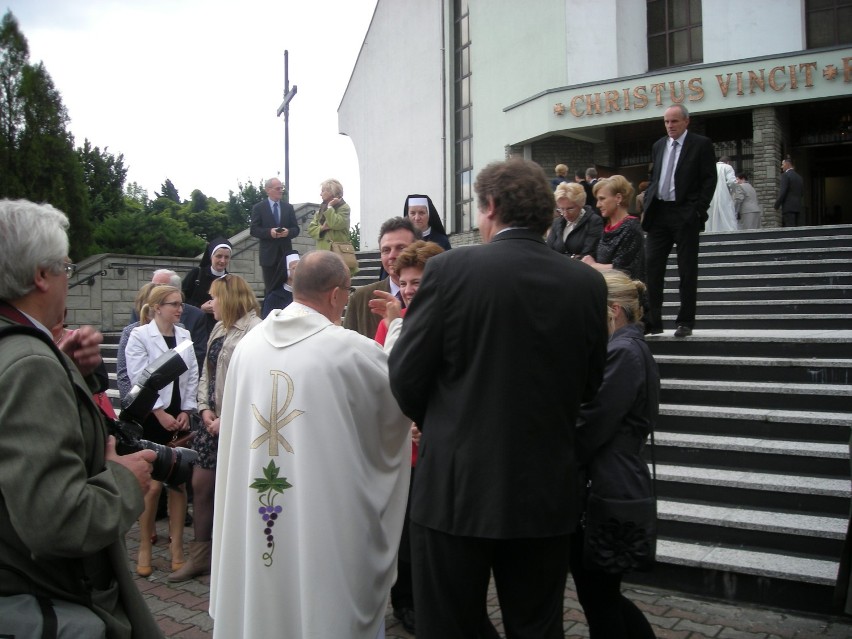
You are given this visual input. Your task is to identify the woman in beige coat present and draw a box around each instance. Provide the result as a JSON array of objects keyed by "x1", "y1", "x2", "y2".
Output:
[{"x1": 168, "y1": 274, "x2": 261, "y2": 581}]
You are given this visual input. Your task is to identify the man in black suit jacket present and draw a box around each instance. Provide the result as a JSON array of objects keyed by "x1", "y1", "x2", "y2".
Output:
[
  {"x1": 643, "y1": 104, "x2": 716, "y2": 337},
  {"x1": 774, "y1": 157, "x2": 803, "y2": 227},
  {"x1": 250, "y1": 177, "x2": 300, "y2": 293},
  {"x1": 388, "y1": 158, "x2": 608, "y2": 639}
]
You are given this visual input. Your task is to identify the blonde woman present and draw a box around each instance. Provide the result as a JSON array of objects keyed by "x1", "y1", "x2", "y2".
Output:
[
  {"x1": 583, "y1": 176, "x2": 645, "y2": 281},
  {"x1": 307, "y1": 178, "x2": 351, "y2": 250},
  {"x1": 546, "y1": 181, "x2": 604, "y2": 258},
  {"x1": 125, "y1": 285, "x2": 199, "y2": 577},
  {"x1": 168, "y1": 275, "x2": 260, "y2": 581},
  {"x1": 572, "y1": 270, "x2": 659, "y2": 638}
]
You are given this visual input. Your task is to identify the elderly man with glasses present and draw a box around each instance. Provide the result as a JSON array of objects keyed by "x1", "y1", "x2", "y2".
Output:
[{"x1": 0, "y1": 199, "x2": 163, "y2": 638}]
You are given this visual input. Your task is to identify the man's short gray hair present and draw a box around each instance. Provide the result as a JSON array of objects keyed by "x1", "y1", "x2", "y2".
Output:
[
  {"x1": 152, "y1": 269, "x2": 182, "y2": 288},
  {"x1": 0, "y1": 199, "x2": 69, "y2": 300}
]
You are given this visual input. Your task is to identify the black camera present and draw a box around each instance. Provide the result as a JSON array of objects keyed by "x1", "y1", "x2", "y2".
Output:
[{"x1": 111, "y1": 341, "x2": 198, "y2": 486}]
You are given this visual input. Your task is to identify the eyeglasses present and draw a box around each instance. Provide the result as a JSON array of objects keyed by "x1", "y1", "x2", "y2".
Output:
[
  {"x1": 63, "y1": 263, "x2": 77, "y2": 277},
  {"x1": 555, "y1": 207, "x2": 578, "y2": 214},
  {"x1": 349, "y1": 286, "x2": 356, "y2": 295},
  {"x1": 161, "y1": 301, "x2": 184, "y2": 308}
]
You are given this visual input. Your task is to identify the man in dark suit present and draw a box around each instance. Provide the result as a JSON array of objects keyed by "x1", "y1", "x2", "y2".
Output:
[
  {"x1": 250, "y1": 177, "x2": 300, "y2": 293},
  {"x1": 343, "y1": 217, "x2": 420, "y2": 338},
  {"x1": 643, "y1": 104, "x2": 717, "y2": 338},
  {"x1": 388, "y1": 158, "x2": 608, "y2": 639},
  {"x1": 774, "y1": 157, "x2": 803, "y2": 227}
]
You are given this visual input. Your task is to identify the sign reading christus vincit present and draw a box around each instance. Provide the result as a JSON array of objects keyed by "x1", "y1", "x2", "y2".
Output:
[{"x1": 548, "y1": 49, "x2": 852, "y2": 121}]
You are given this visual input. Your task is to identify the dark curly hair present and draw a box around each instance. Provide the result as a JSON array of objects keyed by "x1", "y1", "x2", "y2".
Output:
[{"x1": 474, "y1": 159, "x2": 555, "y2": 235}]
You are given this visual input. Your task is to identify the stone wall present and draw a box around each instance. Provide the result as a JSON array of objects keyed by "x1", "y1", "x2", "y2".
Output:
[{"x1": 66, "y1": 204, "x2": 319, "y2": 332}]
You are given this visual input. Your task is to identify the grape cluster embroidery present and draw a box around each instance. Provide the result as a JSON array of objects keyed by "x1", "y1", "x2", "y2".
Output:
[{"x1": 250, "y1": 459, "x2": 292, "y2": 566}]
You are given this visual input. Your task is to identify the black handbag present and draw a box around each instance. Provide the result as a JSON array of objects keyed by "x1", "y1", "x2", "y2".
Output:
[
  {"x1": 582, "y1": 341, "x2": 658, "y2": 574},
  {"x1": 582, "y1": 490, "x2": 657, "y2": 573}
]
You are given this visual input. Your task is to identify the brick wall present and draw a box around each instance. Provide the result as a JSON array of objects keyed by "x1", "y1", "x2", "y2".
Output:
[{"x1": 752, "y1": 107, "x2": 784, "y2": 228}]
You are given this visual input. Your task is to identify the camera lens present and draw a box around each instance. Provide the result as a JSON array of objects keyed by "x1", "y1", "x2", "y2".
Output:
[{"x1": 140, "y1": 440, "x2": 199, "y2": 486}]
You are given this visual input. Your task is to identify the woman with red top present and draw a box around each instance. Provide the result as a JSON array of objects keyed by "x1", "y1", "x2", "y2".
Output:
[
  {"x1": 583, "y1": 175, "x2": 646, "y2": 282},
  {"x1": 370, "y1": 240, "x2": 448, "y2": 636}
]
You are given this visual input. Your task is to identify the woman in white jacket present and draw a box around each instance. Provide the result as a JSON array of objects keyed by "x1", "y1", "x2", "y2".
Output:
[{"x1": 125, "y1": 284, "x2": 199, "y2": 577}]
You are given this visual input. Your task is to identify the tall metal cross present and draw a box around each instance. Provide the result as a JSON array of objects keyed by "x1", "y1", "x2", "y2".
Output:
[{"x1": 276, "y1": 50, "x2": 298, "y2": 197}]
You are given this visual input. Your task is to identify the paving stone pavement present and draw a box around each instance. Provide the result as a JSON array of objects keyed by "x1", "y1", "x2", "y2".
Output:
[{"x1": 130, "y1": 519, "x2": 852, "y2": 638}]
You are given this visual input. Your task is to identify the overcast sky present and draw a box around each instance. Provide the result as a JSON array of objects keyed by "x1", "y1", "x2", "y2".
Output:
[{"x1": 5, "y1": 0, "x2": 376, "y2": 223}]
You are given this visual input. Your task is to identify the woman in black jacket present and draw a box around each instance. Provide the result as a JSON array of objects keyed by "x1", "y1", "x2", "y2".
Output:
[
  {"x1": 571, "y1": 269, "x2": 659, "y2": 639},
  {"x1": 546, "y1": 181, "x2": 603, "y2": 258}
]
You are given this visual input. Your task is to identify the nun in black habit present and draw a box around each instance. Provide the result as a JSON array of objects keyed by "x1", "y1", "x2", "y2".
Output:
[{"x1": 182, "y1": 237, "x2": 232, "y2": 331}]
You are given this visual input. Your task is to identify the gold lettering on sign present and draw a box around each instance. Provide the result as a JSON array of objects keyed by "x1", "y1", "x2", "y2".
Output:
[
  {"x1": 716, "y1": 73, "x2": 733, "y2": 97},
  {"x1": 633, "y1": 85, "x2": 649, "y2": 109},
  {"x1": 669, "y1": 80, "x2": 686, "y2": 103},
  {"x1": 748, "y1": 69, "x2": 766, "y2": 93},
  {"x1": 585, "y1": 93, "x2": 602, "y2": 115},
  {"x1": 768, "y1": 66, "x2": 786, "y2": 91},
  {"x1": 604, "y1": 90, "x2": 620, "y2": 112},
  {"x1": 688, "y1": 77, "x2": 704, "y2": 101},
  {"x1": 558, "y1": 55, "x2": 848, "y2": 119},
  {"x1": 801, "y1": 62, "x2": 817, "y2": 87}
]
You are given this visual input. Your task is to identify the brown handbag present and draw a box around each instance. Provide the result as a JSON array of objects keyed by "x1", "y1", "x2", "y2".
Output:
[
  {"x1": 168, "y1": 430, "x2": 195, "y2": 448},
  {"x1": 329, "y1": 241, "x2": 358, "y2": 271}
]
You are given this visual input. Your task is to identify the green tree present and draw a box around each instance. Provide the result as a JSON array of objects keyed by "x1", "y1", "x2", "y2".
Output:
[
  {"x1": 93, "y1": 210, "x2": 205, "y2": 257},
  {"x1": 0, "y1": 11, "x2": 27, "y2": 195},
  {"x1": 124, "y1": 181, "x2": 149, "y2": 212},
  {"x1": 78, "y1": 139, "x2": 127, "y2": 221},
  {"x1": 349, "y1": 222, "x2": 360, "y2": 251},
  {"x1": 157, "y1": 178, "x2": 180, "y2": 203},
  {"x1": 226, "y1": 178, "x2": 263, "y2": 229},
  {"x1": 0, "y1": 11, "x2": 92, "y2": 258},
  {"x1": 179, "y1": 193, "x2": 232, "y2": 242}
]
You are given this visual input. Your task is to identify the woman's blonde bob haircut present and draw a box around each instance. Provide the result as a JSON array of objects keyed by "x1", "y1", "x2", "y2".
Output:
[{"x1": 554, "y1": 181, "x2": 587, "y2": 208}]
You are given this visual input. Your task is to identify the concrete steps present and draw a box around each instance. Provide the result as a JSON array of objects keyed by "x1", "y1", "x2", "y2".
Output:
[{"x1": 629, "y1": 225, "x2": 852, "y2": 615}]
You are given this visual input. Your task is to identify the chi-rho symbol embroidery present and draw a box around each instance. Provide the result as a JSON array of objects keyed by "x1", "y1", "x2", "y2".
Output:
[{"x1": 251, "y1": 370, "x2": 304, "y2": 455}]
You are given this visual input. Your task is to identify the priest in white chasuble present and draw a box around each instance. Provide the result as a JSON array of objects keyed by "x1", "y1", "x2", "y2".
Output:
[{"x1": 210, "y1": 251, "x2": 411, "y2": 639}]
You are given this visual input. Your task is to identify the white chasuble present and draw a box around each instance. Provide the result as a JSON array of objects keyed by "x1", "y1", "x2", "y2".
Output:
[{"x1": 210, "y1": 303, "x2": 411, "y2": 639}]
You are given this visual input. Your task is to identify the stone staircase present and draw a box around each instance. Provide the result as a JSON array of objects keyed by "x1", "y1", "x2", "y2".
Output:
[
  {"x1": 99, "y1": 226, "x2": 851, "y2": 615},
  {"x1": 631, "y1": 224, "x2": 852, "y2": 614}
]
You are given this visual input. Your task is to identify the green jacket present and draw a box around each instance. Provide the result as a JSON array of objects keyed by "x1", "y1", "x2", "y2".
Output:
[
  {"x1": 307, "y1": 200, "x2": 351, "y2": 250},
  {"x1": 0, "y1": 314, "x2": 163, "y2": 638}
]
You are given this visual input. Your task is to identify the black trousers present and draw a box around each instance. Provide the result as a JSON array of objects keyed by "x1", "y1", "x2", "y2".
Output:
[
  {"x1": 411, "y1": 522, "x2": 570, "y2": 639},
  {"x1": 645, "y1": 203, "x2": 701, "y2": 331},
  {"x1": 568, "y1": 530, "x2": 656, "y2": 639},
  {"x1": 390, "y1": 468, "x2": 415, "y2": 611}
]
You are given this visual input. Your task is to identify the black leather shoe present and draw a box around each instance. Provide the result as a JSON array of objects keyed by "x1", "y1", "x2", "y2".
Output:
[
  {"x1": 674, "y1": 325, "x2": 693, "y2": 338},
  {"x1": 394, "y1": 607, "x2": 416, "y2": 633}
]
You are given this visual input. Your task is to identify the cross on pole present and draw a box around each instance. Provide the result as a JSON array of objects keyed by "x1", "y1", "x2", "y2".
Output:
[{"x1": 276, "y1": 50, "x2": 298, "y2": 197}]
